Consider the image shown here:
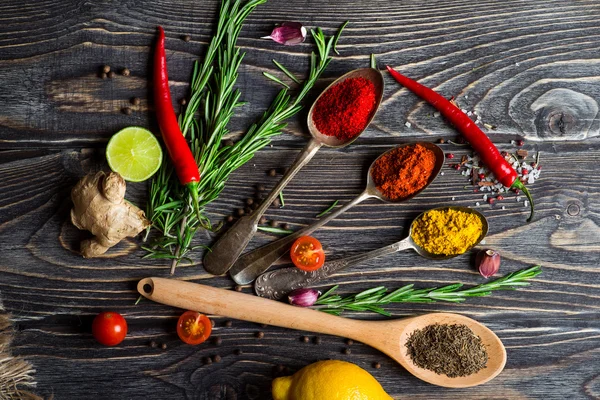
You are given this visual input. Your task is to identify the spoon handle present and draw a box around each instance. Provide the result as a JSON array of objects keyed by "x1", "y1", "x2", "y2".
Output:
[
  {"x1": 229, "y1": 190, "x2": 374, "y2": 285},
  {"x1": 255, "y1": 237, "x2": 413, "y2": 299},
  {"x1": 138, "y1": 277, "x2": 371, "y2": 341},
  {"x1": 203, "y1": 139, "x2": 323, "y2": 275}
]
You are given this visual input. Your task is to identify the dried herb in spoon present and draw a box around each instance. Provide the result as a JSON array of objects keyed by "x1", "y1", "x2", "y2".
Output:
[{"x1": 405, "y1": 323, "x2": 488, "y2": 377}]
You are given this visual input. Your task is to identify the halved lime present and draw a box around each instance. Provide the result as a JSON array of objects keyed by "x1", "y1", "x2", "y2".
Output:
[{"x1": 106, "y1": 126, "x2": 163, "y2": 182}]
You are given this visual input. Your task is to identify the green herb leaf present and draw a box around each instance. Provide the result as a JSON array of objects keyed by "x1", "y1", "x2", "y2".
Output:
[
  {"x1": 257, "y1": 226, "x2": 293, "y2": 234},
  {"x1": 316, "y1": 200, "x2": 339, "y2": 217}
]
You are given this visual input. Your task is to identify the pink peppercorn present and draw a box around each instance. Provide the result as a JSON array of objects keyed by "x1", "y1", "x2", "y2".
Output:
[{"x1": 446, "y1": 153, "x2": 455, "y2": 159}]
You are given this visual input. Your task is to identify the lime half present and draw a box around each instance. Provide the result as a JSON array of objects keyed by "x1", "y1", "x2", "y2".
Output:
[{"x1": 106, "y1": 126, "x2": 163, "y2": 182}]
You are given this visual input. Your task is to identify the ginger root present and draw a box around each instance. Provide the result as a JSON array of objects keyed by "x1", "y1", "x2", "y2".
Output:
[{"x1": 70, "y1": 171, "x2": 150, "y2": 258}]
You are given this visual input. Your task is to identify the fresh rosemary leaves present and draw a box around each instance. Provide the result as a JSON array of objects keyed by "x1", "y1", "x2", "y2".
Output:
[
  {"x1": 143, "y1": 0, "x2": 347, "y2": 272},
  {"x1": 313, "y1": 265, "x2": 542, "y2": 316}
]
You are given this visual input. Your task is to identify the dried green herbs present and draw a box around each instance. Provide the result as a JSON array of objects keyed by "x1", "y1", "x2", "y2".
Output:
[{"x1": 405, "y1": 323, "x2": 488, "y2": 378}]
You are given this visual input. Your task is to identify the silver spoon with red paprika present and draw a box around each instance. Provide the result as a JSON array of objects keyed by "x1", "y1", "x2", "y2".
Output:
[{"x1": 203, "y1": 68, "x2": 384, "y2": 276}]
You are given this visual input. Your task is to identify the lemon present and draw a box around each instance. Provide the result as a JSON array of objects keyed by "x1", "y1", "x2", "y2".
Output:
[
  {"x1": 272, "y1": 360, "x2": 393, "y2": 400},
  {"x1": 106, "y1": 127, "x2": 163, "y2": 182}
]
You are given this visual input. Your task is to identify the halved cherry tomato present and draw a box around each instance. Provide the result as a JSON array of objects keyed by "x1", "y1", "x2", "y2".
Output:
[
  {"x1": 176, "y1": 311, "x2": 212, "y2": 345},
  {"x1": 290, "y1": 236, "x2": 325, "y2": 271},
  {"x1": 92, "y1": 311, "x2": 127, "y2": 346}
]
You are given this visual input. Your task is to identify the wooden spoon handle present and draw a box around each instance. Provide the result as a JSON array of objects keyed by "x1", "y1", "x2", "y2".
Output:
[{"x1": 138, "y1": 277, "x2": 369, "y2": 340}]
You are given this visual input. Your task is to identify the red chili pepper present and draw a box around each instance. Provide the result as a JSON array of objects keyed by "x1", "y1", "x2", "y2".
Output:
[
  {"x1": 155, "y1": 27, "x2": 201, "y2": 217},
  {"x1": 386, "y1": 66, "x2": 534, "y2": 222}
]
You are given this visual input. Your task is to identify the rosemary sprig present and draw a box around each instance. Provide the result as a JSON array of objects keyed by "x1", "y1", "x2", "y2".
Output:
[
  {"x1": 257, "y1": 226, "x2": 293, "y2": 234},
  {"x1": 145, "y1": 5, "x2": 347, "y2": 271},
  {"x1": 316, "y1": 200, "x2": 339, "y2": 217},
  {"x1": 313, "y1": 266, "x2": 542, "y2": 316}
]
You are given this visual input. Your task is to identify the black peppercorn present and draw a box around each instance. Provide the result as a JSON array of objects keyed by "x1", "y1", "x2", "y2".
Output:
[
  {"x1": 161, "y1": 343, "x2": 167, "y2": 350},
  {"x1": 313, "y1": 336, "x2": 321, "y2": 345},
  {"x1": 245, "y1": 198, "x2": 254, "y2": 206},
  {"x1": 226, "y1": 215, "x2": 234, "y2": 223},
  {"x1": 236, "y1": 208, "x2": 245, "y2": 216},
  {"x1": 257, "y1": 183, "x2": 265, "y2": 192},
  {"x1": 281, "y1": 223, "x2": 289, "y2": 230},
  {"x1": 102, "y1": 65, "x2": 111, "y2": 73},
  {"x1": 212, "y1": 355, "x2": 221, "y2": 363},
  {"x1": 373, "y1": 362, "x2": 381, "y2": 369},
  {"x1": 203, "y1": 357, "x2": 212, "y2": 365},
  {"x1": 122, "y1": 107, "x2": 132, "y2": 115},
  {"x1": 301, "y1": 336, "x2": 309, "y2": 343},
  {"x1": 244, "y1": 207, "x2": 252, "y2": 214},
  {"x1": 100, "y1": 72, "x2": 108, "y2": 79},
  {"x1": 233, "y1": 349, "x2": 242, "y2": 355},
  {"x1": 149, "y1": 341, "x2": 158, "y2": 348},
  {"x1": 437, "y1": 138, "x2": 445, "y2": 144},
  {"x1": 182, "y1": 34, "x2": 191, "y2": 42},
  {"x1": 224, "y1": 139, "x2": 234, "y2": 147},
  {"x1": 107, "y1": 71, "x2": 116, "y2": 79},
  {"x1": 210, "y1": 319, "x2": 215, "y2": 328},
  {"x1": 178, "y1": 98, "x2": 187, "y2": 105},
  {"x1": 268, "y1": 220, "x2": 278, "y2": 227},
  {"x1": 260, "y1": 324, "x2": 268, "y2": 328},
  {"x1": 131, "y1": 97, "x2": 141, "y2": 105},
  {"x1": 224, "y1": 320, "x2": 233, "y2": 328},
  {"x1": 255, "y1": 331, "x2": 264, "y2": 339},
  {"x1": 345, "y1": 339, "x2": 354, "y2": 346},
  {"x1": 121, "y1": 68, "x2": 130, "y2": 76},
  {"x1": 234, "y1": 285, "x2": 243, "y2": 292},
  {"x1": 267, "y1": 168, "x2": 276, "y2": 177},
  {"x1": 259, "y1": 216, "x2": 267, "y2": 225},
  {"x1": 213, "y1": 336, "x2": 222, "y2": 345},
  {"x1": 272, "y1": 198, "x2": 281, "y2": 207},
  {"x1": 342, "y1": 348, "x2": 351, "y2": 355}
]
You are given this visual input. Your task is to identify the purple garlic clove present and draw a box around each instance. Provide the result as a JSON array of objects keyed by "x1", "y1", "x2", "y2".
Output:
[
  {"x1": 287, "y1": 288, "x2": 319, "y2": 307},
  {"x1": 261, "y1": 22, "x2": 307, "y2": 45},
  {"x1": 476, "y1": 249, "x2": 501, "y2": 278}
]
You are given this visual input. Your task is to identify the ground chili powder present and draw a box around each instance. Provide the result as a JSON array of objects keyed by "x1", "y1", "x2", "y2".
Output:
[
  {"x1": 371, "y1": 144, "x2": 436, "y2": 200},
  {"x1": 312, "y1": 77, "x2": 376, "y2": 140}
]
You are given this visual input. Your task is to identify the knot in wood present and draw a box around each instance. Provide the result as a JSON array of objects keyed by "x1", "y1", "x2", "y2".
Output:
[
  {"x1": 547, "y1": 111, "x2": 576, "y2": 136},
  {"x1": 567, "y1": 203, "x2": 581, "y2": 216}
]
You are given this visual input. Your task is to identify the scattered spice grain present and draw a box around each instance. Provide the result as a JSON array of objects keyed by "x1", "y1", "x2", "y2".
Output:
[
  {"x1": 121, "y1": 68, "x2": 130, "y2": 76},
  {"x1": 269, "y1": 220, "x2": 278, "y2": 227},
  {"x1": 122, "y1": 107, "x2": 132, "y2": 115},
  {"x1": 178, "y1": 98, "x2": 187, "y2": 106},
  {"x1": 313, "y1": 336, "x2": 322, "y2": 345},
  {"x1": 100, "y1": 72, "x2": 108, "y2": 79},
  {"x1": 102, "y1": 65, "x2": 111, "y2": 73},
  {"x1": 255, "y1": 331, "x2": 264, "y2": 339},
  {"x1": 301, "y1": 336, "x2": 310, "y2": 343},
  {"x1": 345, "y1": 339, "x2": 353, "y2": 346},
  {"x1": 182, "y1": 34, "x2": 191, "y2": 42},
  {"x1": 161, "y1": 343, "x2": 167, "y2": 350},
  {"x1": 226, "y1": 215, "x2": 234, "y2": 223},
  {"x1": 107, "y1": 71, "x2": 116, "y2": 79},
  {"x1": 259, "y1": 216, "x2": 267, "y2": 225},
  {"x1": 236, "y1": 208, "x2": 245, "y2": 216},
  {"x1": 233, "y1": 349, "x2": 242, "y2": 355},
  {"x1": 224, "y1": 320, "x2": 233, "y2": 328},
  {"x1": 203, "y1": 356, "x2": 212, "y2": 365},
  {"x1": 213, "y1": 336, "x2": 222, "y2": 345},
  {"x1": 372, "y1": 362, "x2": 381, "y2": 369},
  {"x1": 342, "y1": 348, "x2": 351, "y2": 355},
  {"x1": 268, "y1": 168, "x2": 277, "y2": 177},
  {"x1": 131, "y1": 97, "x2": 141, "y2": 105},
  {"x1": 212, "y1": 355, "x2": 222, "y2": 363},
  {"x1": 149, "y1": 341, "x2": 158, "y2": 348},
  {"x1": 234, "y1": 285, "x2": 243, "y2": 292}
]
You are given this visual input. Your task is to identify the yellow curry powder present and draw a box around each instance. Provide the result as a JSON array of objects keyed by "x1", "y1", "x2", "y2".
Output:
[{"x1": 411, "y1": 208, "x2": 483, "y2": 256}]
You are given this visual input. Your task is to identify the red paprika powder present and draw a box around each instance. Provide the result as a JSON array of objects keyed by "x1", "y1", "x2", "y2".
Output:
[
  {"x1": 371, "y1": 144, "x2": 436, "y2": 200},
  {"x1": 312, "y1": 77, "x2": 377, "y2": 140}
]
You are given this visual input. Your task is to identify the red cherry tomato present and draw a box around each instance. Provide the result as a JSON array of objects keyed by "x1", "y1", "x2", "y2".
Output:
[
  {"x1": 176, "y1": 311, "x2": 212, "y2": 345},
  {"x1": 92, "y1": 311, "x2": 127, "y2": 346},
  {"x1": 290, "y1": 236, "x2": 325, "y2": 271}
]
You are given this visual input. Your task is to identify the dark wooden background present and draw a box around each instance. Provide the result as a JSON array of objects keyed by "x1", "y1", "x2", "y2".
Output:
[{"x1": 1, "y1": 0, "x2": 599, "y2": 398}]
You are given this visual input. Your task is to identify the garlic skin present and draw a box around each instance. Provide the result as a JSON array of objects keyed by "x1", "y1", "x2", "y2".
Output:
[
  {"x1": 476, "y1": 249, "x2": 501, "y2": 278},
  {"x1": 287, "y1": 288, "x2": 319, "y2": 307},
  {"x1": 261, "y1": 22, "x2": 307, "y2": 45}
]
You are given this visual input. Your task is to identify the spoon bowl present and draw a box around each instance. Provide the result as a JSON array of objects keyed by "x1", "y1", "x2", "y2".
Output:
[
  {"x1": 409, "y1": 205, "x2": 488, "y2": 260},
  {"x1": 365, "y1": 142, "x2": 445, "y2": 203},
  {"x1": 308, "y1": 67, "x2": 384, "y2": 148},
  {"x1": 138, "y1": 277, "x2": 506, "y2": 388}
]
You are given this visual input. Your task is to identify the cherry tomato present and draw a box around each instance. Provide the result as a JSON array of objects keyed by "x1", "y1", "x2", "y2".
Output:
[
  {"x1": 92, "y1": 311, "x2": 127, "y2": 346},
  {"x1": 176, "y1": 311, "x2": 212, "y2": 345},
  {"x1": 290, "y1": 236, "x2": 325, "y2": 271}
]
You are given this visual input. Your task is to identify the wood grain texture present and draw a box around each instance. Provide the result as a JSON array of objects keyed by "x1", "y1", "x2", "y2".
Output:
[{"x1": 1, "y1": 0, "x2": 599, "y2": 399}]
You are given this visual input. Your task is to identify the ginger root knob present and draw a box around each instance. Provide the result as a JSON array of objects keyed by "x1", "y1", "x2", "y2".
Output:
[{"x1": 70, "y1": 171, "x2": 150, "y2": 258}]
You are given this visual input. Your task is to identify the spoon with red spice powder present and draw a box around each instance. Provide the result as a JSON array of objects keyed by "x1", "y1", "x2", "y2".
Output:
[
  {"x1": 230, "y1": 142, "x2": 445, "y2": 285},
  {"x1": 204, "y1": 68, "x2": 384, "y2": 276}
]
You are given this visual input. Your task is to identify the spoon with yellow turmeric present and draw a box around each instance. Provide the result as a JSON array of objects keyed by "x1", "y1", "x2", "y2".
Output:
[{"x1": 255, "y1": 206, "x2": 488, "y2": 300}]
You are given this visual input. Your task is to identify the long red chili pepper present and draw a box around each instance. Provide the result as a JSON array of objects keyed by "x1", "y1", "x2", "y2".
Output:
[
  {"x1": 155, "y1": 26, "x2": 201, "y2": 218},
  {"x1": 386, "y1": 65, "x2": 534, "y2": 222}
]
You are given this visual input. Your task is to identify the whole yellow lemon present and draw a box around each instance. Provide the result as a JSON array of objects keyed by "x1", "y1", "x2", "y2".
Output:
[{"x1": 272, "y1": 360, "x2": 393, "y2": 400}]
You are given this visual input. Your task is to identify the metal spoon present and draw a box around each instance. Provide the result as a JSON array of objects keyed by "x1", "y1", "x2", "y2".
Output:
[
  {"x1": 203, "y1": 67, "x2": 384, "y2": 276},
  {"x1": 138, "y1": 277, "x2": 506, "y2": 388},
  {"x1": 229, "y1": 142, "x2": 445, "y2": 284},
  {"x1": 255, "y1": 206, "x2": 488, "y2": 299}
]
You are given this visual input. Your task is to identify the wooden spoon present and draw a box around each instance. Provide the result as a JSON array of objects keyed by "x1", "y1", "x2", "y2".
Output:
[{"x1": 137, "y1": 277, "x2": 506, "y2": 388}]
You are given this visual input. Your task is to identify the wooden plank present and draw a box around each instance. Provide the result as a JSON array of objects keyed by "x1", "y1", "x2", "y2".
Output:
[
  {"x1": 1, "y1": 0, "x2": 599, "y2": 147},
  {"x1": 1, "y1": 141, "x2": 599, "y2": 398}
]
